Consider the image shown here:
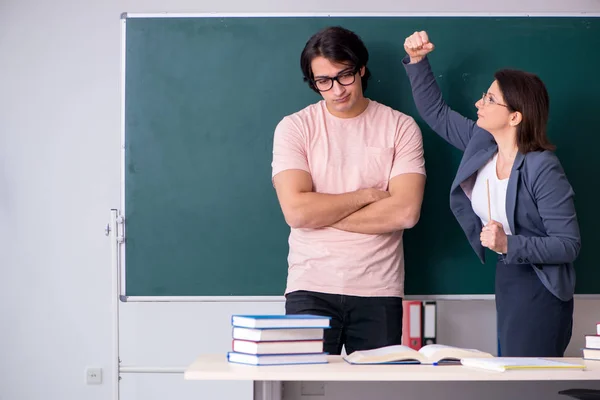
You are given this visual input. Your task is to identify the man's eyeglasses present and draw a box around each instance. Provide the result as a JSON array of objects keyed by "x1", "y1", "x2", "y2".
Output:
[
  {"x1": 481, "y1": 92, "x2": 508, "y2": 108},
  {"x1": 312, "y1": 69, "x2": 358, "y2": 92}
]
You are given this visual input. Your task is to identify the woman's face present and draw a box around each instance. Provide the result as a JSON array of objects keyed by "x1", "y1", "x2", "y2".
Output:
[{"x1": 475, "y1": 80, "x2": 512, "y2": 134}]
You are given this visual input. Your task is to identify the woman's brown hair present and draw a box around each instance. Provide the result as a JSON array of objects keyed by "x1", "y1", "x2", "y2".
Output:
[{"x1": 494, "y1": 69, "x2": 556, "y2": 153}]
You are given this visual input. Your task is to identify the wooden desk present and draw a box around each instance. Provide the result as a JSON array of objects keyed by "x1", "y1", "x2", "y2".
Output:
[{"x1": 184, "y1": 355, "x2": 600, "y2": 400}]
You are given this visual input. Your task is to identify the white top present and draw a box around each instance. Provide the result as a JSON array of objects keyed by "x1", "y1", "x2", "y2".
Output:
[
  {"x1": 472, "y1": 153, "x2": 512, "y2": 235},
  {"x1": 183, "y1": 355, "x2": 596, "y2": 382}
]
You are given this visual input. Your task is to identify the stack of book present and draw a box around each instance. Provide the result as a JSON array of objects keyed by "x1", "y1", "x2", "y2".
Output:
[
  {"x1": 582, "y1": 322, "x2": 600, "y2": 361},
  {"x1": 227, "y1": 314, "x2": 331, "y2": 366}
]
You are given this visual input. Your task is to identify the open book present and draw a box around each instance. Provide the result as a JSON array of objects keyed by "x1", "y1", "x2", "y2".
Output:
[{"x1": 343, "y1": 344, "x2": 494, "y2": 365}]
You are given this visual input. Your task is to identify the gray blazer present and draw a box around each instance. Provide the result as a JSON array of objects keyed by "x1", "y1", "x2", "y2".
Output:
[{"x1": 403, "y1": 56, "x2": 581, "y2": 301}]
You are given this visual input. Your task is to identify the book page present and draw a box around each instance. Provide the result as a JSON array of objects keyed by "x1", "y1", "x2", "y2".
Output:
[
  {"x1": 419, "y1": 344, "x2": 493, "y2": 363},
  {"x1": 418, "y1": 344, "x2": 458, "y2": 358},
  {"x1": 344, "y1": 345, "x2": 424, "y2": 364}
]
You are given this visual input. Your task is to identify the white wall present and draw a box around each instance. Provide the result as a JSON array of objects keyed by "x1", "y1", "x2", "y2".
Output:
[{"x1": 1, "y1": 1, "x2": 600, "y2": 400}]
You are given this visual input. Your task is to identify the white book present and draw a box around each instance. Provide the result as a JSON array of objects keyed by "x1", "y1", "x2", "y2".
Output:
[
  {"x1": 233, "y1": 339, "x2": 323, "y2": 355},
  {"x1": 227, "y1": 352, "x2": 328, "y2": 366},
  {"x1": 585, "y1": 335, "x2": 600, "y2": 350},
  {"x1": 232, "y1": 327, "x2": 324, "y2": 342},
  {"x1": 583, "y1": 348, "x2": 600, "y2": 360},
  {"x1": 461, "y1": 357, "x2": 586, "y2": 372},
  {"x1": 231, "y1": 314, "x2": 331, "y2": 329}
]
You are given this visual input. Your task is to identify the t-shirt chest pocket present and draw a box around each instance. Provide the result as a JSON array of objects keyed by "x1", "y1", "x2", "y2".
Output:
[{"x1": 362, "y1": 146, "x2": 394, "y2": 190}]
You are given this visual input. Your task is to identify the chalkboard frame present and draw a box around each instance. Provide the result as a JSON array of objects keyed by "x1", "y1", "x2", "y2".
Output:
[{"x1": 119, "y1": 13, "x2": 600, "y2": 301}]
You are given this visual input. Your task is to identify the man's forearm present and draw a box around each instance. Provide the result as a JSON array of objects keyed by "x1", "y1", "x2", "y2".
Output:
[
  {"x1": 285, "y1": 189, "x2": 383, "y2": 229},
  {"x1": 331, "y1": 196, "x2": 420, "y2": 235}
]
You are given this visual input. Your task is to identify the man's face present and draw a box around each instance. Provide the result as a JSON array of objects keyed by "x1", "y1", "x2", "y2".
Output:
[{"x1": 310, "y1": 56, "x2": 366, "y2": 118}]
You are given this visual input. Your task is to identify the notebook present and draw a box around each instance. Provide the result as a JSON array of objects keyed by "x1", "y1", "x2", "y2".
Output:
[{"x1": 460, "y1": 357, "x2": 586, "y2": 372}]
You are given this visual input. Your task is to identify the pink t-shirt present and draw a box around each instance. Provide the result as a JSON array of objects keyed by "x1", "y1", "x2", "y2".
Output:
[{"x1": 272, "y1": 100, "x2": 425, "y2": 297}]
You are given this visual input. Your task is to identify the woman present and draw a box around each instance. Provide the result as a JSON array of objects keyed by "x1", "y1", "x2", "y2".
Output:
[{"x1": 402, "y1": 31, "x2": 580, "y2": 357}]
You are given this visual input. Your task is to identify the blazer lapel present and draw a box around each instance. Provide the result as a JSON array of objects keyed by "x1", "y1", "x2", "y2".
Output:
[
  {"x1": 505, "y1": 152, "x2": 525, "y2": 234},
  {"x1": 452, "y1": 145, "x2": 498, "y2": 191}
]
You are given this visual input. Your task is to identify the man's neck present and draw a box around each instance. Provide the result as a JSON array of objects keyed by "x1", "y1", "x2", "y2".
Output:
[{"x1": 327, "y1": 97, "x2": 369, "y2": 119}]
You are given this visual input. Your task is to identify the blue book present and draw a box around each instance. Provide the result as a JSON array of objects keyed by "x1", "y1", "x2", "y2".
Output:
[
  {"x1": 227, "y1": 351, "x2": 328, "y2": 366},
  {"x1": 231, "y1": 314, "x2": 331, "y2": 329}
]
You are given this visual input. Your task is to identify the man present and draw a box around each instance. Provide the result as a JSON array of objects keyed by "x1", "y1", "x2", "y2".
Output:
[{"x1": 271, "y1": 26, "x2": 426, "y2": 355}]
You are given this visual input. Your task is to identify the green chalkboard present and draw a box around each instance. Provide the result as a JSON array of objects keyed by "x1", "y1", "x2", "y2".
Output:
[{"x1": 123, "y1": 15, "x2": 600, "y2": 297}]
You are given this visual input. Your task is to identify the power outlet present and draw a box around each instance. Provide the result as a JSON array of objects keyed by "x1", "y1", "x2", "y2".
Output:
[{"x1": 86, "y1": 367, "x2": 103, "y2": 384}]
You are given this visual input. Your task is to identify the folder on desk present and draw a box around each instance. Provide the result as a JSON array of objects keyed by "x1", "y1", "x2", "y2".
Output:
[
  {"x1": 422, "y1": 301, "x2": 437, "y2": 345},
  {"x1": 402, "y1": 301, "x2": 422, "y2": 350}
]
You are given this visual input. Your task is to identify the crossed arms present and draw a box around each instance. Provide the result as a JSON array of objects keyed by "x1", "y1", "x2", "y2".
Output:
[{"x1": 273, "y1": 169, "x2": 425, "y2": 235}]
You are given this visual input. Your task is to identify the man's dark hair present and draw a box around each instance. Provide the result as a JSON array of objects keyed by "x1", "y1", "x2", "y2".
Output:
[{"x1": 300, "y1": 26, "x2": 371, "y2": 94}]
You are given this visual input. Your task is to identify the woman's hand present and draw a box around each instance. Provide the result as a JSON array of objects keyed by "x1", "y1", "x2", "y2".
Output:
[
  {"x1": 404, "y1": 31, "x2": 435, "y2": 64},
  {"x1": 481, "y1": 221, "x2": 508, "y2": 254}
]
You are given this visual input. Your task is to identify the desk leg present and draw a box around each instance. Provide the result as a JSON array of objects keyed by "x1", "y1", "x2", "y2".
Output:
[{"x1": 255, "y1": 380, "x2": 282, "y2": 400}]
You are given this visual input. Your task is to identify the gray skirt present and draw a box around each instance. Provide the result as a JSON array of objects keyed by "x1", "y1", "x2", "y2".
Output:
[{"x1": 495, "y1": 258, "x2": 574, "y2": 357}]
